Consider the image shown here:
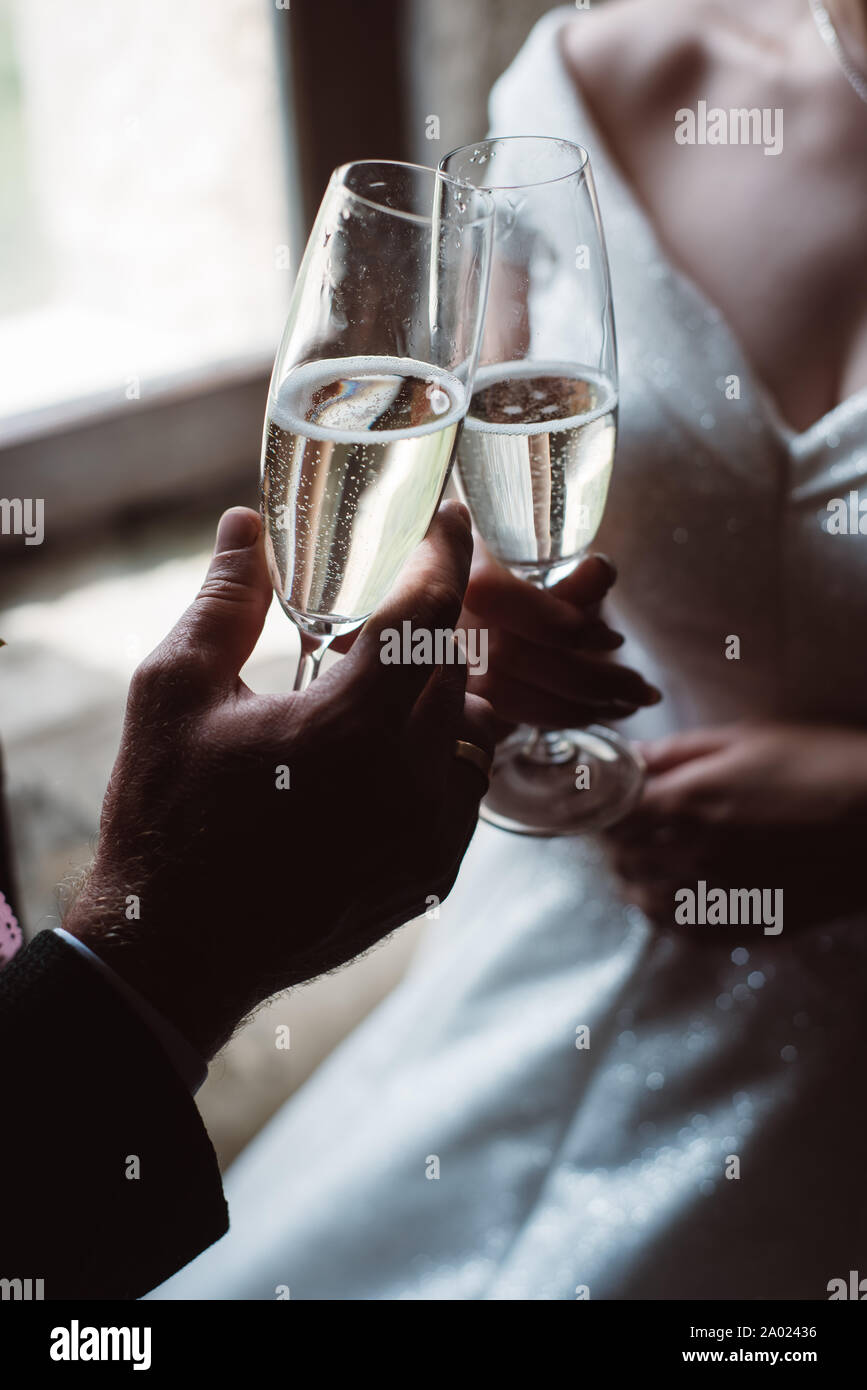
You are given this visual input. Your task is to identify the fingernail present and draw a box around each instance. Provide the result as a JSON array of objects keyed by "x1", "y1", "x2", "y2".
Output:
[
  {"x1": 642, "y1": 684, "x2": 664, "y2": 704},
  {"x1": 215, "y1": 509, "x2": 259, "y2": 554},
  {"x1": 439, "y1": 498, "x2": 471, "y2": 526},
  {"x1": 593, "y1": 628, "x2": 625, "y2": 650},
  {"x1": 590, "y1": 553, "x2": 617, "y2": 584}
]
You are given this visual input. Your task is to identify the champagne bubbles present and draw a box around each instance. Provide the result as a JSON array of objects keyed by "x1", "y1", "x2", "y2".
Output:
[
  {"x1": 263, "y1": 356, "x2": 465, "y2": 626},
  {"x1": 426, "y1": 379, "x2": 451, "y2": 415}
]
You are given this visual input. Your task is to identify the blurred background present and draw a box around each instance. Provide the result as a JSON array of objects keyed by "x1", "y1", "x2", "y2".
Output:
[{"x1": 0, "y1": 0, "x2": 556, "y2": 1165}]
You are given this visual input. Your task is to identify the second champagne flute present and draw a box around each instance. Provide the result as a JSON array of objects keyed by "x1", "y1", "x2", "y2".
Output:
[
  {"x1": 440, "y1": 136, "x2": 644, "y2": 836},
  {"x1": 261, "y1": 161, "x2": 493, "y2": 689}
]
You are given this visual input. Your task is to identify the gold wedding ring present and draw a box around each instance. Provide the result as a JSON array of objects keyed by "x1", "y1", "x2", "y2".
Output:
[{"x1": 453, "y1": 739, "x2": 493, "y2": 782}]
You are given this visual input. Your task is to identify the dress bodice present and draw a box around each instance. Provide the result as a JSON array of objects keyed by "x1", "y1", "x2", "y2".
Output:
[{"x1": 488, "y1": 6, "x2": 867, "y2": 732}]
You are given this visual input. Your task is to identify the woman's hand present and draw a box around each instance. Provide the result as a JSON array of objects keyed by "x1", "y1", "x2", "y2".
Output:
[
  {"x1": 605, "y1": 722, "x2": 867, "y2": 933},
  {"x1": 64, "y1": 502, "x2": 495, "y2": 1057},
  {"x1": 459, "y1": 541, "x2": 662, "y2": 733}
]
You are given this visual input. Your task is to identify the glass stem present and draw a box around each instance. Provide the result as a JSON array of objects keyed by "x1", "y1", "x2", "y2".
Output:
[
  {"x1": 293, "y1": 628, "x2": 332, "y2": 692},
  {"x1": 518, "y1": 568, "x2": 580, "y2": 765},
  {"x1": 522, "y1": 727, "x2": 578, "y2": 765}
]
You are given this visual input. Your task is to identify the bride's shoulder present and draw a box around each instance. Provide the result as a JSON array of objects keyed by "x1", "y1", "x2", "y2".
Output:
[{"x1": 559, "y1": 0, "x2": 710, "y2": 121}]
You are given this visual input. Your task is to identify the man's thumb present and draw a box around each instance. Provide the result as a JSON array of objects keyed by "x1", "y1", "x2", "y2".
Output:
[{"x1": 170, "y1": 508, "x2": 272, "y2": 685}]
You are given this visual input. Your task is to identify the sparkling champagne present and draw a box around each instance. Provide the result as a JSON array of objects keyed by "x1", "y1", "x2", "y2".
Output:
[
  {"x1": 456, "y1": 362, "x2": 617, "y2": 575},
  {"x1": 262, "y1": 356, "x2": 465, "y2": 629}
]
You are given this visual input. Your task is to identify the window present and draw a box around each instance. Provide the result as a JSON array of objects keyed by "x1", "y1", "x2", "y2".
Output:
[{"x1": 0, "y1": 0, "x2": 297, "y2": 520}]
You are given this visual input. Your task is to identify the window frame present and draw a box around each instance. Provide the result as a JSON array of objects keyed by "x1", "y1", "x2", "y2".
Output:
[
  {"x1": 0, "y1": 1, "x2": 410, "y2": 535},
  {"x1": 0, "y1": 357, "x2": 271, "y2": 535}
]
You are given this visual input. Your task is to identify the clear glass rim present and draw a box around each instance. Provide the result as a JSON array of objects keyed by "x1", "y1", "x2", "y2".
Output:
[
  {"x1": 330, "y1": 159, "x2": 494, "y2": 227},
  {"x1": 440, "y1": 135, "x2": 591, "y2": 191}
]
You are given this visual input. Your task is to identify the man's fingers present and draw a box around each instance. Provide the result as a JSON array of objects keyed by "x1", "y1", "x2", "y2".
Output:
[
  {"x1": 345, "y1": 501, "x2": 475, "y2": 718},
  {"x1": 456, "y1": 692, "x2": 497, "y2": 768},
  {"x1": 400, "y1": 687, "x2": 496, "y2": 916},
  {"x1": 409, "y1": 646, "x2": 469, "y2": 758},
  {"x1": 156, "y1": 509, "x2": 272, "y2": 690},
  {"x1": 443, "y1": 693, "x2": 498, "y2": 848}
]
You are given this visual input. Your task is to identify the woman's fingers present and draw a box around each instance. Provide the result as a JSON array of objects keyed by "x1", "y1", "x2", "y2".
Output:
[
  {"x1": 641, "y1": 752, "x2": 736, "y2": 822},
  {"x1": 478, "y1": 629, "x2": 660, "y2": 709},
  {"x1": 335, "y1": 546, "x2": 623, "y2": 661},
  {"x1": 469, "y1": 668, "x2": 636, "y2": 729},
  {"x1": 549, "y1": 553, "x2": 618, "y2": 609},
  {"x1": 463, "y1": 606, "x2": 623, "y2": 654},
  {"x1": 571, "y1": 620, "x2": 626, "y2": 652},
  {"x1": 464, "y1": 554, "x2": 612, "y2": 646},
  {"x1": 637, "y1": 726, "x2": 739, "y2": 774},
  {"x1": 330, "y1": 627, "x2": 362, "y2": 656}
]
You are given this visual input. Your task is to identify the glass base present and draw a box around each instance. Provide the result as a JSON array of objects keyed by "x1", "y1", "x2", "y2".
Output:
[{"x1": 479, "y1": 725, "x2": 645, "y2": 837}]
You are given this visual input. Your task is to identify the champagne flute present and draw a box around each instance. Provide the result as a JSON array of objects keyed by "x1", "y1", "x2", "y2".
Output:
[
  {"x1": 440, "y1": 136, "x2": 644, "y2": 835},
  {"x1": 261, "y1": 162, "x2": 493, "y2": 689}
]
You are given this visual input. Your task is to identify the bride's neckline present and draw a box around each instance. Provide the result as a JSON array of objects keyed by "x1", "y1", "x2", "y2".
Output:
[{"x1": 556, "y1": 22, "x2": 867, "y2": 447}]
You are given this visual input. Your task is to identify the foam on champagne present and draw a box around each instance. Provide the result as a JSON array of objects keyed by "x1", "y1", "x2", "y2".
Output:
[
  {"x1": 462, "y1": 360, "x2": 617, "y2": 435},
  {"x1": 268, "y1": 355, "x2": 465, "y2": 443}
]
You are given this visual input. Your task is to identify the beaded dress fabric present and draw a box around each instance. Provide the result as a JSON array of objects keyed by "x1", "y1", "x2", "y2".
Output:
[{"x1": 153, "y1": 8, "x2": 867, "y2": 1300}]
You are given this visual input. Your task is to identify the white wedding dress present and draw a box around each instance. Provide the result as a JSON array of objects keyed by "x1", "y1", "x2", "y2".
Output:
[{"x1": 153, "y1": 9, "x2": 867, "y2": 1300}]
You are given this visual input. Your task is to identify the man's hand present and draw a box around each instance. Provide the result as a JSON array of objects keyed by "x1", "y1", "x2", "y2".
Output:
[{"x1": 64, "y1": 502, "x2": 495, "y2": 1057}]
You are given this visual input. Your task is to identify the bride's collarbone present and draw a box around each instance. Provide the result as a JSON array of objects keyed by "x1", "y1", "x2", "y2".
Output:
[
  {"x1": 569, "y1": 62, "x2": 867, "y2": 430},
  {"x1": 563, "y1": 3, "x2": 867, "y2": 427},
  {"x1": 649, "y1": 177, "x2": 867, "y2": 432}
]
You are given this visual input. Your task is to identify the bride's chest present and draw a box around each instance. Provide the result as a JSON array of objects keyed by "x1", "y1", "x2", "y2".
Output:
[{"x1": 610, "y1": 131, "x2": 867, "y2": 435}]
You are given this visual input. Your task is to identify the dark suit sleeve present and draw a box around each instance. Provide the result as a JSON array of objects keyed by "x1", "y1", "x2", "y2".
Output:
[{"x1": 0, "y1": 930, "x2": 228, "y2": 1299}]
